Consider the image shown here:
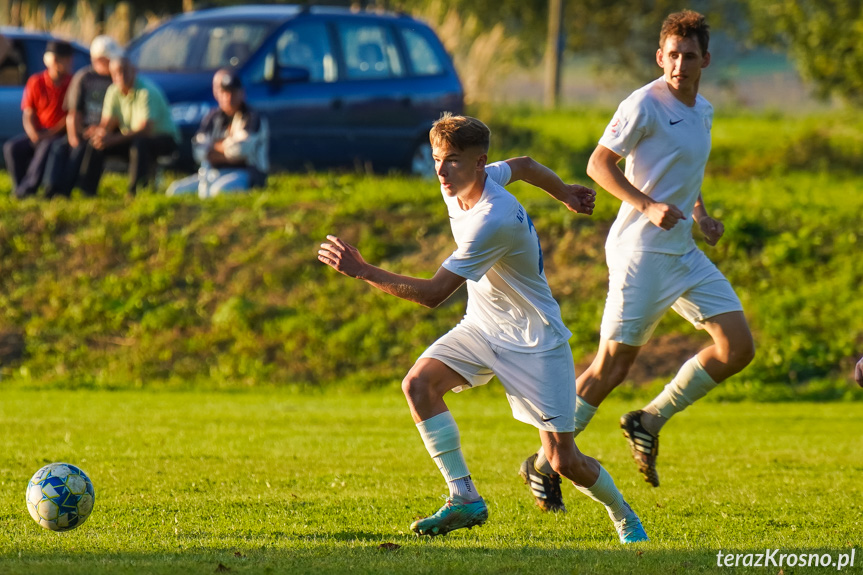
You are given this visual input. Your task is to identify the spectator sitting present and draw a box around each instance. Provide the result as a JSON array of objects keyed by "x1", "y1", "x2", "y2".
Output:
[
  {"x1": 48, "y1": 35, "x2": 122, "y2": 197},
  {"x1": 2, "y1": 40, "x2": 73, "y2": 198},
  {"x1": 80, "y1": 55, "x2": 179, "y2": 196},
  {"x1": 167, "y1": 69, "x2": 269, "y2": 198}
]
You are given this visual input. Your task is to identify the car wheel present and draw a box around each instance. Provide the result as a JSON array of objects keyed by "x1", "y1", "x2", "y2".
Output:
[{"x1": 410, "y1": 141, "x2": 435, "y2": 178}]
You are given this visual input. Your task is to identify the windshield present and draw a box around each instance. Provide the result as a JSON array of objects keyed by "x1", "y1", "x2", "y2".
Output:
[{"x1": 130, "y1": 20, "x2": 272, "y2": 71}]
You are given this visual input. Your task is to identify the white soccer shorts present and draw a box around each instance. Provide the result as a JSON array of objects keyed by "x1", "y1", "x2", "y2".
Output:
[
  {"x1": 601, "y1": 247, "x2": 744, "y2": 347},
  {"x1": 419, "y1": 322, "x2": 576, "y2": 432}
]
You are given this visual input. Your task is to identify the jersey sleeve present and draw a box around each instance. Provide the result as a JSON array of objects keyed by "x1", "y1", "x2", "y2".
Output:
[
  {"x1": 598, "y1": 92, "x2": 652, "y2": 157},
  {"x1": 20, "y1": 74, "x2": 38, "y2": 111},
  {"x1": 63, "y1": 70, "x2": 84, "y2": 113},
  {"x1": 102, "y1": 85, "x2": 120, "y2": 121},
  {"x1": 442, "y1": 214, "x2": 512, "y2": 282},
  {"x1": 484, "y1": 161, "x2": 512, "y2": 187}
]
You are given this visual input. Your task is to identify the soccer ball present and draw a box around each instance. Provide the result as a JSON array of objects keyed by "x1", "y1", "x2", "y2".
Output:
[{"x1": 25, "y1": 463, "x2": 95, "y2": 531}]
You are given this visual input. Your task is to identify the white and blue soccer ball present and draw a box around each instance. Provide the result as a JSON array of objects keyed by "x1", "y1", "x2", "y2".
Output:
[{"x1": 26, "y1": 463, "x2": 95, "y2": 531}]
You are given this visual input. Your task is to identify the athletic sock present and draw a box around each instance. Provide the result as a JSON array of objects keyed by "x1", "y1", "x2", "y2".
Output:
[
  {"x1": 643, "y1": 355, "x2": 717, "y2": 434},
  {"x1": 535, "y1": 395, "x2": 597, "y2": 475},
  {"x1": 416, "y1": 411, "x2": 479, "y2": 501},
  {"x1": 573, "y1": 394, "x2": 598, "y2": 437},
  {"x1": 574, "y1": 466, "x2": 631, "y2": 522},
  {"x1": 449, "y1": 475, "x2": 480, "y2": 502}
]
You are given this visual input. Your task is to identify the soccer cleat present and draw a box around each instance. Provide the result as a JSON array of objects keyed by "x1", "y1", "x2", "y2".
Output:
[
  {"x1": 620, "y1": 410, "x2": 660, "y2": 487},
  {"x1": 614, "y1": 510, "x2": 649, "y2": 544},
  {"x1": 519, "y1": 453, "x2": 566, "y2": 513},
  {"x1": 410, "y1": 497, "x2": 488, "y2": 536}
]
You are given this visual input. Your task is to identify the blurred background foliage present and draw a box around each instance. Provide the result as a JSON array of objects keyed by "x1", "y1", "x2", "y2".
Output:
[{"x1": 2, "y1": 0, "x2": 863, "y2": 105}]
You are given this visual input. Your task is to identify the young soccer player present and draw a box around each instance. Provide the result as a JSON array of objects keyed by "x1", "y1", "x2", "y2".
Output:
[
  {"x1": 521, "y1": 10, "x2": 755, "y2": 504},
  {"x1": 318, "y1": 114, "x2": 648, "y2": 543}
]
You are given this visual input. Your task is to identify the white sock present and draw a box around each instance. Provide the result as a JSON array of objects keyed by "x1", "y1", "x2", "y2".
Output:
[
  {"x1": 574, "y1": 466, "x2": 631, "y2": 522},
  {"x1": 449, "y1": 475, "x2": 479, "y2": 501},
  {"x1": 535, "y1": 395, "x2": 597, "y2": 475},
  {"x1": 416, "y1": 412, "x2": 479, "y2": 500},
  {"x1": 574, "y1": 394, "x2": 598, "y2": 437},
  {"x1": 645, "y1": 356, "x2": 717, "y2": 429}
]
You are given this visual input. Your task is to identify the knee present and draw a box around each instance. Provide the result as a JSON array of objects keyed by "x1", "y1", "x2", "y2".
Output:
[
  {"x1": 729, "y1": 339, "x2": 755, "y2": 372},
  {"x1": 401, "y1": 368, "x2": 432, "y2": 405}
]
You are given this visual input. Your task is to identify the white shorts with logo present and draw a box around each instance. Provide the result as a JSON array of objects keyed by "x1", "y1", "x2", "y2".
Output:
[
  {"x1": 419, "y1": 322, "x2": 576, "y2": 432},
  {"x1": 601, "y1": 248, "x2": 743, "y2": 347}
]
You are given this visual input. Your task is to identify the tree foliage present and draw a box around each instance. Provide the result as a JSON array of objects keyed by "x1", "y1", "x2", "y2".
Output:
[
  {"x1": 387, "y1": 0, "x2": 747, "y2": 81},
  {"x1": 745, "y1": 0, "x2": 863, "y2": 105}
]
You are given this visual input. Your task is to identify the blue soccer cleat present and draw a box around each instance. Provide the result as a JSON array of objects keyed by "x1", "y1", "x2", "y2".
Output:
[
  {"x1": 614, "y1": 511, "x2": 649, "y2": 544},
  {"x1": 410, "y1": 497, "x2": 488, "y2": 536}
]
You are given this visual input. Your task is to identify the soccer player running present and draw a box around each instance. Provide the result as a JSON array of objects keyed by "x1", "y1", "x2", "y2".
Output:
[
  {"x1": 521, "y1": 10, "x2": 755, "y2": 504},
  {"x1": 318, "y1": 114, "x2": 648, "y2": 543}
]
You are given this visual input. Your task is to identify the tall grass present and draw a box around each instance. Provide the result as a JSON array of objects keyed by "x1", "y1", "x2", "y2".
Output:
[{"x1": 7, "y1": 0, "x2": 164, "y2": 45}]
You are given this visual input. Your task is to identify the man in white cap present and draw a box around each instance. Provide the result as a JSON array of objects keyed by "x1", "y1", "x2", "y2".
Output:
[{"x1": 47, "y1": 35, "x2": 121, "y2": 197}]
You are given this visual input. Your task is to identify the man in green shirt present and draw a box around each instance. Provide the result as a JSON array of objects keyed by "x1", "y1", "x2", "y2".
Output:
[{"x1": 79, "y1": 56, "x2": 179, "y2": 196}]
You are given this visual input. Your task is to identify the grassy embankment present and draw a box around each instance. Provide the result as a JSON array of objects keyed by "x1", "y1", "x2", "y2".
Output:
[{"x1": 0, "y1": 108, "x2": 861, "y2": 396}]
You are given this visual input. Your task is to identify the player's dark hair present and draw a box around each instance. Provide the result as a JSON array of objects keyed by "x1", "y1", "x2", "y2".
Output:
[
  {"x1": 429, "y1": 112, "x2": 490, "y2": 153},
  {"x1": 660, "y1": 10, "x2": 709, "y2": 56}
]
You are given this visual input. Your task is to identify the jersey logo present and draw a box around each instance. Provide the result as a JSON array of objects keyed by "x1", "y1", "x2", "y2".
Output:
[{"x1": 669, "y1": 118, "x2": 684, "y2": 125}]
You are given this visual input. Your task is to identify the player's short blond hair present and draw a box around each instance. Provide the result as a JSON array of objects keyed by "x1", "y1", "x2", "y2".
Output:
[
  {"x1": 660, "y1": 10, "x2": 710, "y2": 56},
  {"x1": 429, "y1": 113, "x2": 490, "y2": 153}
]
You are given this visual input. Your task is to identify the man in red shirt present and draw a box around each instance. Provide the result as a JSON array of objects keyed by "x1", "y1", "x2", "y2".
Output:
[{"x1": 2, "y1": 40, "x2": 73, "y2": 198}]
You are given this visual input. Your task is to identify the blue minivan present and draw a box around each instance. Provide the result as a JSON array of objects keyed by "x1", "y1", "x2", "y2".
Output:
[{"x1": 126, "y1": 5, "x2": 464, "y2": 174}]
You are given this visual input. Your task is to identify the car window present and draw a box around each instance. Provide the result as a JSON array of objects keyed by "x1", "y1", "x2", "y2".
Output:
[
  {"x1": 132, "y1": 21, "x2": 270, "y2": 71},
  {"x1": 276, "y1": 22, "x2": 337, "y2": 83},
  {"x1": 400, "y1": 27, "x2": 444, "y2": 77},
  {"x1": 0, "y1": 39, "x2": 25, "y2": 86},
  {"x1": 336, "y1": 21, "x2": 404, "y2": 80}
]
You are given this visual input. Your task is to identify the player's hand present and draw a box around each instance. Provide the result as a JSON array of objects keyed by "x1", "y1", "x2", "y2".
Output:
[
  {"x1": 559, "y1": 184, "x2": 596, "y2": 215},
  {"x1": 855, "y1": 357, "x2": 863, "y2": 387},
  {"x1": 318, "y1": 235, "x2": 367, "y2": 278},
  {"x1": 697, "y1": 215, "x2": 725, "y2": 246},
  {"x1": 646, "y1": 202, "x2": 685, "y2": 230}
]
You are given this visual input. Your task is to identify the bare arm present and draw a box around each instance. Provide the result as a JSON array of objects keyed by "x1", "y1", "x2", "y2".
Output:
[
  {"x1": 318, "y1": 235, "x2": 466, "y2": 308},
  {"x1": 91, "y1": 117, "x2": 149, "y2": 150},
  {"x1": 22, "y1": 108, "x2": 41, "y2": 143},
  {"x1": 586, "y1": 144, "x2": 686, "y2": 230},
  {"x1": 503, "y1": 156, "x2": 595, "y2": 215},
  {"x1": 66, "y1": 111, "x2": 81, "y2": 148},
  {"x1": 692, "y1": 192, "x2": 724, "y2": 246}
]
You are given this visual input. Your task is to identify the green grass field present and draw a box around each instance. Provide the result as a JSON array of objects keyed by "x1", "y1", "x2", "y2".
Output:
[{"x1": 1, "y1": 388, "x2": 861, "y2": 574}]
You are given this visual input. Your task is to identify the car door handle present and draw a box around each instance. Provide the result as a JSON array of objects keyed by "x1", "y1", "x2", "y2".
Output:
[
  {"x1": 331, "y1": 99, "x2": 342, "y2": 110},
  {"x1": 400, "y1": 97, "x2": 411, "y2": 107}
]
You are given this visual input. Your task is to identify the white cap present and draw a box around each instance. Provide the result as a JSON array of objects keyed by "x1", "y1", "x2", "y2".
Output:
[{"x1": 90, "y1": 35, "x2": 121, "y2": 60}]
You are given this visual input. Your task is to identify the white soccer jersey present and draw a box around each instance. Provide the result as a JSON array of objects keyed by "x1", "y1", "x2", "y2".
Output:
[
  {"x1": 440, "y1": 162, "x2": 572, "y2": 352},
  {"x1": 599, "y1": 77, "x2": 713, "y2": 255}
]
